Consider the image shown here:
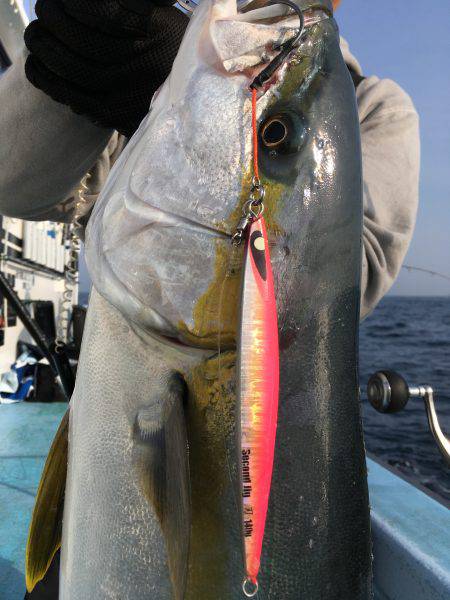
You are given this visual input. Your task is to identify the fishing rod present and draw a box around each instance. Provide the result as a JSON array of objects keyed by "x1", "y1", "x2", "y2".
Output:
[
  {"x1": 402, "y1": 265, "x2": 450, "y2": 283},
  {"x1": 0, "y1": 270, "x2": 75, "y2": 399}
]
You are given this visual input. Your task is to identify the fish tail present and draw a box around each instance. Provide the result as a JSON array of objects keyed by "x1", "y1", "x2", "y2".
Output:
[{"x1": 26, "y1": 409, "x2": 69, "y2": 592}]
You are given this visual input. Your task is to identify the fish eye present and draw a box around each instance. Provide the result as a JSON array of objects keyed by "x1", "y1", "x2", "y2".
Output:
[
  {"x1": 261, "y1": 116, "x2": 288, "y2": 147},
  {"x1": 259, "y1": 111, "x2": 307, "y2": 156}
]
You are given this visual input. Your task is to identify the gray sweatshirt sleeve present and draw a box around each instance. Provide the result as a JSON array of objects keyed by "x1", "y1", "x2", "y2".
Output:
[
  {"x1": 28, "y1": 131, "x2": 127, "y2": 224},
  {"x1": 356, "y1": 76, "x2": 420, "y2": 319},
  {"x1": 0, "y1": 49, "x2": 114, "y2": 219}
]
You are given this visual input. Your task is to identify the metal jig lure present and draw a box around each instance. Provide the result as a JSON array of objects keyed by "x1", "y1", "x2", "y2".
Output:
[
  {"x1": 232, "y1": 2, "x2": 304, "y2": 596},
  {"x1": 238, "y1": 214, "x2": 279, "y2": 598}
]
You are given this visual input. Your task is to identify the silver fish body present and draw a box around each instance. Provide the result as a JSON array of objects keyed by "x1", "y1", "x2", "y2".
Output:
[{"x1": 32, "y1": 0, "x2": 372, "y2": 597}]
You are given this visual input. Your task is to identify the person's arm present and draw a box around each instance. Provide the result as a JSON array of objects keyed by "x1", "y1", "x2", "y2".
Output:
[
  {"x1": 29, "y1": 130, "x2": 127, "y2": 224},
  {"x1": 357, "y1": 76, "x2": 420, "y2": 319},
  {"x1": 0, "y1": 49, "x2": 113, "y2": 218},
  {"x1": 0, "y1": 0, "x2": 187, "y2": 221}
]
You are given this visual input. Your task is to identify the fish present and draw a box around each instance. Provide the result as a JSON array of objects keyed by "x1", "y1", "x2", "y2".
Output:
[{"x1": 26, "y1": 0, "x2": 372, "y2": 598}]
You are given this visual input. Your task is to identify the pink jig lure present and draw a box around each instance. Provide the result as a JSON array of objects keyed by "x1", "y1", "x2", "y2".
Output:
[
  {"x1": 232, "y1": 1, "x2": 304, "y2": 591},
  {"x1": 238, "y1": 214, "x2": 279, "y2": 596}
]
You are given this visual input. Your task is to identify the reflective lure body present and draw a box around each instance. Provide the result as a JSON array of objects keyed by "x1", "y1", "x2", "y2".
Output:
[{"x1": 238, "y1": 216, "x2": 279, "y2": 590}]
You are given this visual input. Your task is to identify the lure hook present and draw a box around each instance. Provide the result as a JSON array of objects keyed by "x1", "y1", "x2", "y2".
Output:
[
  {"x1": 250, "y1": 0, "x2": 305, "y2": 90},
  {"x1": 273, "y1": 0, "x2": 305, "y2": 47}
]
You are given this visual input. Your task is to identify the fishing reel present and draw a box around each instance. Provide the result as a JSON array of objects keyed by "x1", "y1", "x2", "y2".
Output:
[{"x1": 367, "y1": 370, "x2": 450, "y2": 466}]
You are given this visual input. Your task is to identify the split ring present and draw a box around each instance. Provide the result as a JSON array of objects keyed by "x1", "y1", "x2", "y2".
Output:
[
  {"x1": 243, "y1": 199, "x2": 265, "y2": 220},
  {"x1": 249, "y1": 185, "x2": 266, "y2": 204},
  {"x1": 242, "y1": 577, "x2": 259, "y2": 597}
]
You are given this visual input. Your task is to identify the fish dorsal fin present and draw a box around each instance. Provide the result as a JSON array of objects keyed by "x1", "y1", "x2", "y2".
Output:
[{"x1": 26, "y1": 409, "x2": 69, "y2": 592}]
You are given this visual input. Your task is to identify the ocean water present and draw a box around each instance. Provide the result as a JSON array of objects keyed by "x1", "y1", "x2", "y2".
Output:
[
  {"x1": 79, "y1": 292, "x2": 449, "y2": 501},
  {"x1": 360, "y1": 296, "x2": 450, "y2": 502}
]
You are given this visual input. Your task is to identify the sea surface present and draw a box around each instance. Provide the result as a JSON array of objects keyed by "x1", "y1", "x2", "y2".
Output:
[
  {"x1": 79, "y1": 292, "x2": 449, "y2": 502},
  {"x1": 360, "y1": 296, "x2": 450, "y2": 503}
]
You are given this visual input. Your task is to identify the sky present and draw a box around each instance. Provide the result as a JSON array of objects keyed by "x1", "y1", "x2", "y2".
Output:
[
  {"x1": 337, "y1": 0, "x2": 450, "y2": 295},
  {"x1": 23, "y1": 1, "x2": 450, "y2": 296}
]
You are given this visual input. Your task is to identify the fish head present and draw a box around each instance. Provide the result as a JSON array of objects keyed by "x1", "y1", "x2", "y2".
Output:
[
  {"x1": 254, "y1": 9, "x2": 363, "y2": 342},
  {"x1": 85, "y1": 0, "x2": 352, "y2": 351}
]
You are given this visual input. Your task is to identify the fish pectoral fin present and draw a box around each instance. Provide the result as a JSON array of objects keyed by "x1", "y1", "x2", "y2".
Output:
[
  {"x1": 26, "y1": 409, "x2": 69, "y2": 593},
  {"x1": 135, "y1": 375, "x2": 191, "y2": 600}
]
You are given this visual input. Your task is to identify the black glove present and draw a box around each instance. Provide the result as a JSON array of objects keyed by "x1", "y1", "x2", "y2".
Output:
[{"x1": 24, "y1": 0, "x2": 188, "y2": 137}]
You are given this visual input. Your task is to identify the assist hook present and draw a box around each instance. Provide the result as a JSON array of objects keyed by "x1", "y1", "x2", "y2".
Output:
[{"x1": 250, "y1": 0, "x2": 305, "y2": 90}]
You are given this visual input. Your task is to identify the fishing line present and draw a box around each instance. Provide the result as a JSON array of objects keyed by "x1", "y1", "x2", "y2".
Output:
[
  {"x1": 251, "y1": 88, "x2": 260, "y2": 182},
  {"x1": 402, "y1": 265, "x2": 450, "y2": 283}
]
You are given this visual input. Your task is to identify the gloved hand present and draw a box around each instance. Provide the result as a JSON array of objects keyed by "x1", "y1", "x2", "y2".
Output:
[{"x1": 24, "y1": 0, "x2": 188, "y2": 137}]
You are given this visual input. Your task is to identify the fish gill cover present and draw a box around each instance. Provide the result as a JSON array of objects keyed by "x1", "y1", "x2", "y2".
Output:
[{"x1": 85, "y1": 0, "x2": 297, "y2": 345}]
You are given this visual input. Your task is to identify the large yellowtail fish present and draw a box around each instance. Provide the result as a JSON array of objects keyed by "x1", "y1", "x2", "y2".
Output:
[{"x1": 26, "y1": 0, "x2": 372, "y2": 598}]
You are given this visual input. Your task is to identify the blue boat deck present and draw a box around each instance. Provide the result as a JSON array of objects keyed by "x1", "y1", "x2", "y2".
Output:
[
  {"x1": 1, "y1": 403, "x2": 449, "y2": 600},
  {"x1": 369, "y1": 457, "x2": 450, "y2": 599},
  {"x1": 0, "y1": 403, "x2": 67, "y2": 599}
]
